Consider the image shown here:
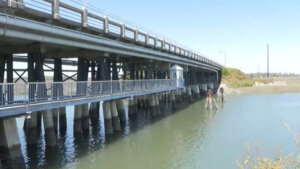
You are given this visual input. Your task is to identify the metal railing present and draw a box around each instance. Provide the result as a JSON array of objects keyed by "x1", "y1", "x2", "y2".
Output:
[
  {"x1": 0, "y1": 0, "x2": 222, "y2": 68},
  {"x1": 0, "y1": 79, "x2": 184, "y2": 107}
]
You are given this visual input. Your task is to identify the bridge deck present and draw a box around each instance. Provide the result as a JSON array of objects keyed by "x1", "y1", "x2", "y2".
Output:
[{"x1": 0, "y1": 0, "x2": 222, "y2": 71}]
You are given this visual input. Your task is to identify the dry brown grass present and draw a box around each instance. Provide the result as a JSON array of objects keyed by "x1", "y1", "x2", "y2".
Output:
[{"x1": 238, "y1": 78, "x2": 300, "y2": 94}]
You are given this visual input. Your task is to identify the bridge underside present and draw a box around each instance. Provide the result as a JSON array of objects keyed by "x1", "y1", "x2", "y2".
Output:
[{"x1": 0, "y1": 6, "x2": 222, "y2": 168}]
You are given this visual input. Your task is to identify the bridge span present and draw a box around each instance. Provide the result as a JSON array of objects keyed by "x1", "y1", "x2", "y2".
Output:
[{"x1": 0, "y1": 0, "x2": 222, "y2": 168}]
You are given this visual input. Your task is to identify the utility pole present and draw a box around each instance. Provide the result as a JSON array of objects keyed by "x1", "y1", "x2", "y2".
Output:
[{"x1": 267, "y1": 44, "x2": 269, "y2": 79}]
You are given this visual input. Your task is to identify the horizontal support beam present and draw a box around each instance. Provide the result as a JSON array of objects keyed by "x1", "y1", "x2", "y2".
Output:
[{"x1": 0, "y1": 13, "x2": 221, "y2": 72}]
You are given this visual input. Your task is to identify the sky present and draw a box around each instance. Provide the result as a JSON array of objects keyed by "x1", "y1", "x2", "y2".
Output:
[{"x1": 73, "y1": 0, "x2": 300, "y2": 74}]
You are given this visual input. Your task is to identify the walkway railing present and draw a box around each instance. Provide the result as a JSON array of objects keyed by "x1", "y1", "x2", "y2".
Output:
[
  {"x1": 0, "y1": 79, "x2": 184, "y2": 107},
  {"x1": 0, "y1": 0, "x2": 221, "y2": 68}
]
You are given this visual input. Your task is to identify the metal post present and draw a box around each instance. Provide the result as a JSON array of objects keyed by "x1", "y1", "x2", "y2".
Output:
[
  {"x1": 121, "y1": 21, "x2": 125, "y2": 38},
  {"x1": 134, "y1": 27, "x2": 138, "y2": 42},
  {"x1": 52, "y1": 0, "x2": 60, "y2": 20},
  {"x1": 7, "y1": 54, "x2": 14, "y2": 104},
  {"x1": 0, "y1": 56, "x2": 5, "y2": 105},
  {"x1": 145, "y1": 32, "x2": 149, "y2": 46},
  {"x1": 82, "y1": 3, "x2": 88, "y2": 28},
  {"x1": 104, "y1": 12, "x2": 109, "y2": 34},
  {"x1": 154, "y1": 35, "x2": 158, "y2": 48}
]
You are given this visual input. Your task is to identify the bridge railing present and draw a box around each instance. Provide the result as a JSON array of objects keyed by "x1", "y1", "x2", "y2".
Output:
[
  {"x1": 0, "y1": 0, "x2": 221, "y2": 68},
  {"x1": 0, "y1": 79, "x2": 184, "y2": 107}
]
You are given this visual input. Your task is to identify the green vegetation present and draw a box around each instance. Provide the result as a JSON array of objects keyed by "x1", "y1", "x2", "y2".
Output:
[
  {"x1": 222, "y1": 68, "x2": 254, "y2": 88},
  {"x1": 237, "y1": 124, "x2": 300, "y2": 169}
]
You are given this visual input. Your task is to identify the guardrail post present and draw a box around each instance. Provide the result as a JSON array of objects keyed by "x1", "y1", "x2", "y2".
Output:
[
  {"x1": 145, "y1": 32, "x2": 149, "y2": 46},
  {"x1": 104, "y1": 12, "x2": 109, "y2": 34},
  {"x1": 82, "y1": 3, "x2": 88, "y2": 28},
  {"x1": 121, "y1": 21, "x2": 125, "y2": 38},
  {"x1": 174, "y1": 44, "x2": 177, "y2": 54},
  {"x1": 6, "y1": 0, "x2": 16, "y2": 8},
  {"x1": 134, "y1": 27, "x2": 138, "y2": 42},
  {"x1": 52, "y1": 0, "x2": 60, "y2": 20},
  {"x1": 154, "y1": 35, "x2": 158, "y2": 48}
]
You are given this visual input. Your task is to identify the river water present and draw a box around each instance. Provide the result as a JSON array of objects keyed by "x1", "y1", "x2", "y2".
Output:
[{"x1": 14, "y1": 93, "x2": 300, "y2": 169}]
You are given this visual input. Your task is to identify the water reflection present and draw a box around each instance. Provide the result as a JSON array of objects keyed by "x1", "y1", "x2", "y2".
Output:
[{"x1": 1, "y1": 95, "x2": 213, "y2": 169}]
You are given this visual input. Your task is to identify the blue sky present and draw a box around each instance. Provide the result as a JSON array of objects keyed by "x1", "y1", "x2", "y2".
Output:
[{"x1": 77, "y1": 0, "x2": 300, "y2": 73}]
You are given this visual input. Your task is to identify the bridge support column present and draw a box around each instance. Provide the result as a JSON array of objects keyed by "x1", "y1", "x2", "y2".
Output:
[
  {"x1": 23, "y1": 54, "x2": 39, "y2": 144},
  {"x1": 74, "y1": 58, "x2": 89, "y2": 134},
  {"x1": 0, "y1": 118, "x2": 25, "y2": 168},
  {"x1": 74, "y1": 105, "x2": 82, "y2": 134},
  {"x1": 103, "y1": 101, "x2": 113, "y2": 134},
  {"x1": 52, "y1": 109, "x2": 58, "y2": 133},
  {"x1": 82, "y1": 103, "x2": 89, "y2": 131},
  {"x1": 43, "y1": 110, "x2": 56, "y2": 147},
  {"x1": 171, "y1": 91, "x2": 176, "y2": 105},
  {"x1": 117, "y1": 99, "x2": 126, "y2": 122},
  {"x1": 193, "y1": 85, "x2": 200, "y2": 99},
  {"x1": 110, "y1": 100, "x2": 121, "y2": 131},
  {"x1": 59, "y1": 107, "x2": 67, "y2": 133},
  {"x1": 90, "y1": 61, "x2": 98, "y2": 124},
  {"x1": 149, "y1": 95, "x2": 157, "y2": 117},
  {"x1": 54, "y1": 58, "x2": 67, "y2": 132},
  {"x1": 155, "y1": 94, "x2": 161, "y2": 115}
]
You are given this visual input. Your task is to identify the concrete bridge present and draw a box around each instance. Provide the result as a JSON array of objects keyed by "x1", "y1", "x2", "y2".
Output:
[{"x1": 0, "y1": 0, "x2": 222, "y2": 168}]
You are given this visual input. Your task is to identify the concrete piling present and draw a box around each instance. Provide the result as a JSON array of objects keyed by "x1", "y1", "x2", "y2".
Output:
[
  {"x1": 0, "y1": 118, "x2": 22, "y2": 156},
  {"x1": 43, "y1": 110, "x2": 57, "y2": 147},
  {"x1": 59, "y1": 107, "x2": 67, "y2": 132},
  {"x1": 82, "y1": 103, "x2": 89, "y2": 131},
  {"x1": 149, "y1": 95, "x2": 157, "y2": 116},
  {"x1": 187, "y1": 86, "x2": 193, "y2": 102},
  {"x1": 155, "y1": 94, "x2": 161, "y2": 115},
  {"x1": 117, "y1": 99, "x2": 126, "y2": 121},
  {"x1": 110, "y1": 100, "x2": 121, "y2": 131},
  {"x1": 52, "y1": 109, "x2": 59, "y2": 132},
  {"x1": 0, "y1": 118, "x2": 25, "y2": 168},
  {"x1": 103, "y1": 101, "x2": 113, "y2": 134},
  {"x1": 74, "y1": 105, "x2": 82, "y2": 134}
]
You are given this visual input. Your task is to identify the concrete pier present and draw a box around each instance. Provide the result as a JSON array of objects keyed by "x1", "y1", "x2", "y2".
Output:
[
  {"x1": 110, "y1": 100, "x2": 121, "y2": 131},
  {"x1": 52, "y1": 109, "x2": 59, "y2": 132},
  {"x1": 59, "y1": 107, "x2": 67, "y2": 133},
  {"x1": 82, "y1": 104, "x2": 90, "y2": 131},
  {"x1": 187, "y1": 86, "x2": 193, "y2": 102},
  {"x1": 149, "y1": 95, "x2": 157, "y2": 116},
  {"x1": 74, "y1": 105, "x2": 82, "y2": 134},
  {"x1": 43, "y1": 110, "x2": 57, "y2": 147},
  {"x1": 0, "y1": 118, "x2": 21, "y2": 156},
  {"x1": 155, "y1": 94, "x2": 161, "y2": 115},
  {"x1": 54, "y1": 58, "x2": 67, "y2": 132},
  {"x1": 117, "y1": 99, "x2": 126, "y2": 121},
  {"x1": 103, "y1": 101, "x2": 113, "y2": 134},
  {"x1": 0, "y1": 118, "x2": 25, "y2": 168}
]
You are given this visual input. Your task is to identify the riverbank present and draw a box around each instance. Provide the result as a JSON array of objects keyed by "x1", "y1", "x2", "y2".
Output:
[{"x1": 223, "y1": 78, "x2": 300, "y2": 95}]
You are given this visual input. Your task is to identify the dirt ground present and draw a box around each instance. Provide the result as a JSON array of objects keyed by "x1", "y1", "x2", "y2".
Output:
[{"x1": 224, "y1": 78, "x2": 300, "y2": 95}]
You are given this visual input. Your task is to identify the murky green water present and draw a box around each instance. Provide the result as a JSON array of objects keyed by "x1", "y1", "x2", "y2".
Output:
[{"x1": 14, "y1": 94, "x2": 300, "y2": 169}]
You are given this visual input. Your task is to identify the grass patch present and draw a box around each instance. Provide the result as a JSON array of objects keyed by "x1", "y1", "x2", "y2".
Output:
[{"x1": 222, "y1": 68, "x2": 254, "y2": 88}]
